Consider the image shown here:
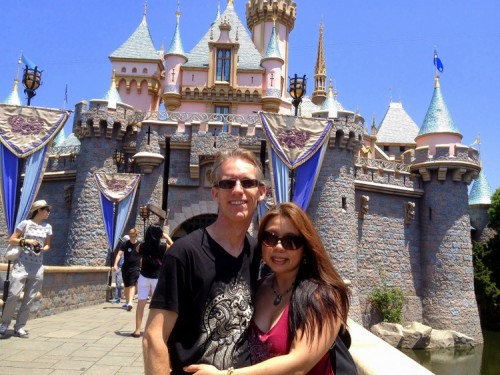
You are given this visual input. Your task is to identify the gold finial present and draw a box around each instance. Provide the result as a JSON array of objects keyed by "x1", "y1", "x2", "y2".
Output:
[
  {"x1": 434, "y1": 75, "x2": 440, "y2": 89},
  {"x1": 111, "y1": 69, "x2": 117, "y2": 85},
  {"x1": 228, "y1": 0, "x2": 234, "y2": 7},
  {"x1": 328, "y1": 77, "x2": 333, "y2": 91},
  {"x1": 144, "y1": 1, "x2": 148, "y2": 17},
  {"x1": 176, "y1": 0, "x2": 181, "y2": 17},
  {"x1": 16, "y1": 51, "x2": 22, "y2": 82}
]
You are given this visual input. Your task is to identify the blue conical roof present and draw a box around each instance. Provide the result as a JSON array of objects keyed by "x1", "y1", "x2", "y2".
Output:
[
  {"x1": 103, "y1": 71, "x2": 123, "y2": 106},
  {"x1": 3, "y1": 79, "x2": 21, "y2": 106},
  {"x1": 262, "y1": 25, "x2": 283, "y2": 63},
  {"x1": 418, "y1": 77, "x2": 461, "y2": 137},
  {"x1": 166, "y1": 10, "x2": 186, "y2": 58},
  {"x1": 469, "y1": 169, "x2": 493, "y2": 205},
  {"x1": 109, "y1": 15, "x2": 161, "y2": 61}
]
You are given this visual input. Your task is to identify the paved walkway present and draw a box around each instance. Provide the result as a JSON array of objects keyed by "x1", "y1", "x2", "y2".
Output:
[{"x1": 0, "y1": 301, "x2": 145, "y2": 374}]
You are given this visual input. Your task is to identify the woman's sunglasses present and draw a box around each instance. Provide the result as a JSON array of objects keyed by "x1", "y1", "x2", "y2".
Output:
[
  {"x1": 261, "y1": 231, "x2": 304, "y2": 250},
  {"x1": 214, "y1": 178, "x2": 260, "y2": 189}
]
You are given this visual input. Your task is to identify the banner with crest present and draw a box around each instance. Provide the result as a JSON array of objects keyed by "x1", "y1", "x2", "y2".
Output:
[
  {"x1": 0, "y1": 104, "x2": 70, "y2": 235},
  {"x1": 259, "y1": 112, "x2": 333, "y2": 210},
  {"x1": 94, "y1": 173, "x2": 141, "y2": 251}
]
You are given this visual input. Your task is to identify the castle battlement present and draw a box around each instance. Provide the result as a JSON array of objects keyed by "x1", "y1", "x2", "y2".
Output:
[{"x1": 246, "y1": 0, "x2": 297, "y2": 31}]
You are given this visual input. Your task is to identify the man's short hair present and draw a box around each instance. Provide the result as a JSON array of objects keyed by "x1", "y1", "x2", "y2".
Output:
[{"x1": 210, "y1": 148, "x2": 264, "y2": 185}]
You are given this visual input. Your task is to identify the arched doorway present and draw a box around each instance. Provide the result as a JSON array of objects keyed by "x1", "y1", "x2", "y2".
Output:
[{"x1": 171, "y1": 214, "x2": 218, "y2": 241}]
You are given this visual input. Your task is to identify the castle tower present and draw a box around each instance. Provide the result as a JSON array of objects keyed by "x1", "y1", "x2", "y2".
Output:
[
  {"x1": 162, "y1": 1, "x2": 188, "y2": 111},
  {"x1": 410, "y1": 75, "x2": 483, "y2": 342},
  {"x1": 3, "y1": 79, "x2": 21, "y2": 106},
  {"x1": 260, "y1": 18, "x2": 284, "y2": 113},
  {"x1": 109, "y1": 6, "x2": 163, "y2": 112},
  {"x1": 469, "y1": 168, "x2": 494, "y2": 243},
  {"x1": 311, "y1": 23, "x2": 327, "y2": 105},
  {"x1": 246, "y1": 0, "x2": 297, "y2": 95},
  {"x1": 66, "y1": 73, "x2": 138, "y2": 266},
  {"x1": 307, "y1": 111, "x2": 365, "y2": 322}
]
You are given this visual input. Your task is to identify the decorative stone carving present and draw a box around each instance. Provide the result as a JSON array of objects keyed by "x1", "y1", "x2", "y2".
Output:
[
  {"x1": 359, "y1": 195, "x2": 369, "y2": 219},
  {"x1": 405, "y1": 201, "x2": 416, "y2": 225}
]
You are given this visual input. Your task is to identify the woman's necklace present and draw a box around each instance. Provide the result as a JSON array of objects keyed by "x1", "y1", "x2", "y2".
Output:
[{"x1": 271, "y1": 277, "x2": 293, "y2": 306}]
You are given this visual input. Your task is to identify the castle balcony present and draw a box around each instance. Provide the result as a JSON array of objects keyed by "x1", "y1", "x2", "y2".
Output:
[{"x1": 404, "y1": 144, "x2": 481, "y2": 183}]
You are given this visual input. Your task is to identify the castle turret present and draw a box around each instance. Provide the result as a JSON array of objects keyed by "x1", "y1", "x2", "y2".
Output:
[
  {"x1": 109, "y1": 6, "x2": 163, "y2": 112},
  {"x1": 409, "y1": 75, "x2": 483, "y2": 342},
  {"x1": 469, "y1": 167, "x2": 494, "y2": 243},
  {"x1": 246, "y1": 0, "x2": 296, "y2": 95},
  {"x1": 162, "y1": 2, "x2": 188, "y2": 111},
  {"x1": 260, "y1": 18, "x2": 284, "y2": 113},
  {"x1": 311, "y1": 23, "x2": 327, "y2": 105}
]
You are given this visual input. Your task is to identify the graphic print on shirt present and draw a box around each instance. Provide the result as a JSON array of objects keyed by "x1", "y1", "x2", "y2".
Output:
[{"x1": 196, "y1": 279, "x2": 253, "y2": 369}]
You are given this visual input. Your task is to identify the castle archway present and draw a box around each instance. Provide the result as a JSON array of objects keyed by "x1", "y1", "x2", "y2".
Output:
[{"x1": 170, "y1": 214, "x2": 217, "y2": 241}]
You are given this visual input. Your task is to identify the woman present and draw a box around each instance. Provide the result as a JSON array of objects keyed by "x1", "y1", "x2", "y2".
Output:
[
  {"x1": 185, "y1": 202, "x2": 350, "y2": 374},
  {"x1": 114, "y1": 228, "x2": 140, "y2": 311},
  {"x1": 131, "y1": 224, "x2": 169, "y2": 338},
  {"x1": 0, "y1": 200, "x2": 53, "y2": 338}
]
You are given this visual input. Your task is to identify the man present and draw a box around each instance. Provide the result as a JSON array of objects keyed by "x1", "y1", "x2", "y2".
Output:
[
  {"x1": 113, "y1": 228, "x2": 140, "y2": 311},
  {"x1": 143, "y1": 149, "x2": 266, "y2": 374}
]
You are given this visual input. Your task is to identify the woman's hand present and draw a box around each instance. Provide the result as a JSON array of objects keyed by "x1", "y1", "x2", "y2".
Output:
[{"x1": 183, "y1": 364, "x2": 223, "y2": 375}]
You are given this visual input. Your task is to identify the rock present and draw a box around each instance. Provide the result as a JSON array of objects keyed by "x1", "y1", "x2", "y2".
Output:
[
  {"x1": 428, "y1": 329, "x2": 475, "y2": 349},
  {"x1": 370, "y1": 322, "x2": 403, "y2": 347},
  {"x1": 401, "y1": 321, "x2": 432, "y2": 349}
]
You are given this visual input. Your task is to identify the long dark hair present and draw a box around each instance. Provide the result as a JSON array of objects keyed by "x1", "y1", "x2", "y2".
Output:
[
  {"x1": 141, "y1": 224, "x2": 164, "y2": 256},
  {"x1": 257, "y1": 202, "x2": 350, "y2": 344}
]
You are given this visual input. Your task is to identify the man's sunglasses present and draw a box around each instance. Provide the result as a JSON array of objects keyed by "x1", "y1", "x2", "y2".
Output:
[
  {"x1": 214, "y1": 178, "x2": 260, "y2": 189},
  {"x1": 261, "y1": 231, "x2": 304, "y2": 250}
]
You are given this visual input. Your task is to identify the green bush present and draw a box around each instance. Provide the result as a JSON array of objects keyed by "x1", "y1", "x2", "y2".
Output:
[{"x1": 369, "y1": 283, "x2": 405, "y2": 323}]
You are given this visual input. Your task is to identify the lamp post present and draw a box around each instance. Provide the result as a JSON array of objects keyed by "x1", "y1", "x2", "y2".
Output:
[
  {"x1": 288, "y1": 74, "x2": 306, "y2": 200},
  {"x1": 289, "y1": 74, "x2": 306, "y2": 116},
  {"x1": 22, "y1": 65, "x2": 42, "y2": 106},
  {"x1": 113, "y1": 149, "x2": 124, "y2": 172},
  {"x1": 140, "y1": 206, "x2": 149, "y2": 238}
]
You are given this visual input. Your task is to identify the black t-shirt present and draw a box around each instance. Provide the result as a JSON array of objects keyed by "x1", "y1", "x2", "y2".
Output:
[
  {"x1": 120, "y1": 240, "x2": 141, "y2": 271},
  {"x1": 150, "y1": 228, "x2": 260, "y2": 374},
  {"x1": 139, "y1": 243, "x2": 167, "y2": 279}
]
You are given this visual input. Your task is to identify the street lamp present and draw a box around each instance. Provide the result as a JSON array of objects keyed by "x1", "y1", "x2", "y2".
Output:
[
  {"x1": 289, "y1": 74, "x2": 306, "y2": 116},
  {"x1": 113, "y1": 149, "x2": 124, "y2": 172},
  {"x1": 140, "y1": 206, "x2": 150, "y2": 238},
  {"x1": 22, "y1": 65, "x2": 43, "y2": 106}
]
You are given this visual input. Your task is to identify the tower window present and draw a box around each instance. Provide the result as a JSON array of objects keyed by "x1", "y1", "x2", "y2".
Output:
[
  {"x1": 400, "y1": 146, "x2": 405, "y2": 152},
  {"x1": 216, "y1": 49, "x2": 231, "y2": 82},
  {"x1": 215, "y1": 105, "x2": 230, "y2": 132},
  {"x1": 342, "y1": 197, "x2": 347, "y2": 212},
  {"x1": 383, "y1": 145, "x2": 389, "y2": 152}
]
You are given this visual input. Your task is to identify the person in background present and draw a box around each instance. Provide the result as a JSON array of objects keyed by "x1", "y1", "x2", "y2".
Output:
[
  {"x1": 185, "y1": 202, "x2": 351, "y2": 375},
  {"x1": 1, "y1": 200, "x2": 53, "y2": 338},
  {"x1": 143, "y1": 149, "x2": 266, "y2": 375},
  {"x1": 113, "y1": 228, "x2": 140, "y2": 311},
  {"x1": 111, "y1": 235, "x2": 128, "y2": 304},
  {"x1": 131, "y1": 224, "x2": 169, "y2": 338}
]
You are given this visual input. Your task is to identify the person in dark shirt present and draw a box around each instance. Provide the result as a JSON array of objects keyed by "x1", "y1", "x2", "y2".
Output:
[
  {"x1": 131, "y1": 224, "x2": 168, "y2": 338},
  {"x1": 143, "y1": 149, "x2": 266, "y2": 375},
  {"x1": 113, "y1": 228, "x2": 140, "y2": 311}
]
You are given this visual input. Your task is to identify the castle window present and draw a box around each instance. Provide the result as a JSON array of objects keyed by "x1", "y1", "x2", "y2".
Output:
[
  {"x1": 215, "y1": 105, "x2": 230, "y2": 132},
  {"x1": 132, "y1": 67, "x2": 137, "y2": 73},
  {"x1": 384, "y1": 145, "x2": 389, "y2": 153},
  {"x1": 121, "y1": 67, "x2": 126, "y2": 73},
  {"x1": 400, "y1": 146, "x2": 405, "y2": 152},
  {"x1": 143, "y1": 68, "x2": 148, "y2": 74},
  {"x1": 342, "y1": 197, "x2": 347, "y2": 212},
  {"x1": 216, "y1": 49, "x2": 231, "y2": 82}
]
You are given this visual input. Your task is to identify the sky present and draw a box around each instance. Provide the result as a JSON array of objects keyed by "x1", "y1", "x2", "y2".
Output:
[{"x1": 1, "y1": 0, "x2": 499, "y2": 192}]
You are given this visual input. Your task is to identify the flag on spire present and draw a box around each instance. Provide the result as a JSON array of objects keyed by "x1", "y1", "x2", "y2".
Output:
[
  {"x1": 433, "y1": 50, "x2": 444, "y2": 72},
  {"x1": 21, "y1": 53, "x2": 36, "y2": 69},
  {"x1": 471, "y1": 135, "x2": 480, "y2": 146}
]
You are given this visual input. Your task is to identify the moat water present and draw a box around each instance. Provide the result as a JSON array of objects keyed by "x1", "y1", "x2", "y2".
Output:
[{"x1": 400, "y1": 330, "x2": 499, "y2": 375}]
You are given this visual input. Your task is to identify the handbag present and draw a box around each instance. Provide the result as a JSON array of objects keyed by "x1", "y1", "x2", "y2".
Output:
[
  {"x1": 330, "y1": 325, "x2": 358, "y2": 375},
  {"x1": 5, "y1": 221, "x2": 31, "y2": 262}
]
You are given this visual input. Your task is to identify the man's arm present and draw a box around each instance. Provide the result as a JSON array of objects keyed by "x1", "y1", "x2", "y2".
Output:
[
  {"x1": 143, "y1": 308, "x2": 178, "y2": 375},
  {"x1": 113, "y1": 250, "x2": 123, "y2": 272}
]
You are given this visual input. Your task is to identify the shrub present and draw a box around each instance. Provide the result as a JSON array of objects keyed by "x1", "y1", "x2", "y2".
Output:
[{"x1": 368, "y1": 283, "x2": 405, "y2": 323}]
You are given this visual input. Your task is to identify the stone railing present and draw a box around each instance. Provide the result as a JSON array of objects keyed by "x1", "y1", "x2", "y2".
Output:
[
  {"x1": 0, "y1": 264, "x2": 109, "y2": 319},
  {"x1": 354, "y1": 156, "x2": 411, "y2": 173}
]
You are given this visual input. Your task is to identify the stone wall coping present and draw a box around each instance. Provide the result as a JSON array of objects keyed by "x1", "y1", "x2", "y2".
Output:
[
  {"x1": 355, "y1": 180, "x2": 424, "y2": 197},
  {"x1": 0, "y1": 263, "x2": 109, "y2": 274}
]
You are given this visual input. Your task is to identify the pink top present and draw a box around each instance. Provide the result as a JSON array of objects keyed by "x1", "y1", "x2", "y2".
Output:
[{"x1": 248, "y1": 305, "x2": 333, "y2": 374}]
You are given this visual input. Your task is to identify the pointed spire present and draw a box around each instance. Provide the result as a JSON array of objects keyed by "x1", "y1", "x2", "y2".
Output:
[
  {"x1": 166, "y1": 0, "x2": 186, "y2": 57},
  {"x1": 417, "y1": 77, "x2": 461, "y2": 137},
  {"x1": 3, "y1": 55, "x2": 22, "y2": 105},
  {"x1": 371, "y1": 114, "x2": 377, "y2": 136},
  {"x1": 109, "y1": 7, "x2": 160, "y2": 61},
  {"x1": 103, "y1": 69, "x2": 123, "y2": 107},
  {"x1": 469, "y1": 169, "x2": 493, "y2": 205},
  {"x1": 312, "y1": 22, "x2": 327, "y2": 105},
  {"x1": 261, "y1": 15, "x2": 283, "y2": 63},
  {"x1": 227, "y1": 0, "x2": 234, "y2": 8}
]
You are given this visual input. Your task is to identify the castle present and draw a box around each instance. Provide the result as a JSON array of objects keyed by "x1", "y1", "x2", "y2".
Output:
[{"x1": 1, "y1": 0, "x2": 492, "y2": 343}]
